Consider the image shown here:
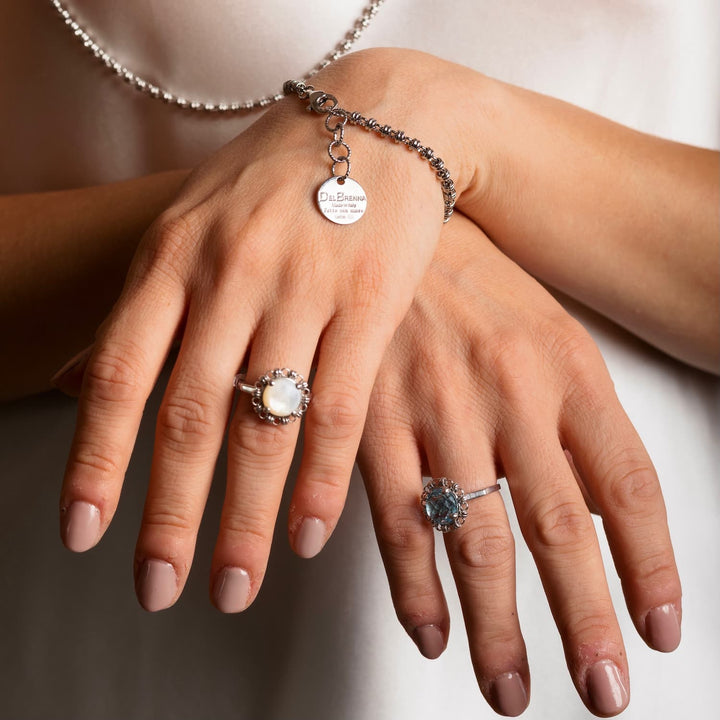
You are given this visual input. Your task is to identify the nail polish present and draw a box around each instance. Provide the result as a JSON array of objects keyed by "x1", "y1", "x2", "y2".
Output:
[
  {"x1": 646, "y1": 603, "x2": 681, "y2": 652},
  {"x1": 213, "y1": 567, "x2": 250, "y2": 613},
  {"x1": 412, "y1": 624, "x2": 445, "y2": 659},
  {"x1": 587, "y1": 660, "x2": 629, "y2": 715},
  {"x1": 295, "y1": 517, "x2": 326, "y2": 558},
  {"x1": 61, "y1": 501, "x2": 100, "y2": 552},
  {"x1": 136, "y1": 559, "x2": 177, "y2": 612},
  {"x1": 492, "y1": 672, "x2": 528, "y2": 717}
]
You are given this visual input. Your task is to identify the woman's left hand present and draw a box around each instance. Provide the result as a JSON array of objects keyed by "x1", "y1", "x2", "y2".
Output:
[{"x1": 359, "y1": 212, "x2": 681, "y2": 717}]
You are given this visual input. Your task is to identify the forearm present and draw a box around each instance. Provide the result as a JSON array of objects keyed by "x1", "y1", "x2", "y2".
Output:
[
  {"x1": 0, "y1": 169, "x2": 189, "y2": 400},
  {"x1": 458, "y1": 74, "x2": 719, "y2": 372},
  {"x1": 329, "y1": 49, "x2": 718, "y2": 372}
]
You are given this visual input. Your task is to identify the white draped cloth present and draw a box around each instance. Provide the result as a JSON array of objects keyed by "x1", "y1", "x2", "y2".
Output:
[{"x1": 0, "y1": 1, "x2": 717, "y2": 718}]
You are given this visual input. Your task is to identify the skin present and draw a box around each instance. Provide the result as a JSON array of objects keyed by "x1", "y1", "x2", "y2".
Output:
[
  {"x1": 1, "y1": 48, "x2": 716, "y2": 716},
  {"x1": 0, "y1": 169, "x2": 189, "y2": 400},
  {"x1": 360, "y1": 213, "x2": 678, "y2": 715}
]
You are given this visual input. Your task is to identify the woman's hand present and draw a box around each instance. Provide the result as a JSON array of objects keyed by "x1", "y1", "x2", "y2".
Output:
[
  {"x1": 359, "y1": 213, "x2": 681, "y2": 717},
  {"x1": 57, "y1": 52, "x2": 457, "y2": 612}
]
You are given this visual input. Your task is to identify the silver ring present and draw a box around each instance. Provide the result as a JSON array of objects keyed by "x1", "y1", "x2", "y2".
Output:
[
  {"x1": 420, "y1": 477, "x2": 501, "y2": 533},
  {"x1": 233, "y1": 368, "x2": 311, "y2": 425}
]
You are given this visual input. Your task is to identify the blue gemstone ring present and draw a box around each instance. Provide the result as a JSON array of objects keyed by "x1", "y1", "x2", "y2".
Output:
[{"x1": 421, "y1": 477, "x2": 501, "y2": 532}]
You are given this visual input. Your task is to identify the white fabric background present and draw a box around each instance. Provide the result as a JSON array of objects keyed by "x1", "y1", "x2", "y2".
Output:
[{"x1": 0, "y1": 1, "x2": 718, "y2": 718}]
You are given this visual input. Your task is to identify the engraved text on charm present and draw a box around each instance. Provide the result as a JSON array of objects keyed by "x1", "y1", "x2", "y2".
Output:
[{"x1": 317, "y1": 177, "x2": 367, "y2": 225}]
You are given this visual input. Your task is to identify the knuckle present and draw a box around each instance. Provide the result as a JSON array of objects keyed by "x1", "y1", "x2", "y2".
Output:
[
  {"x1": 374, "y1": 510, "x2": 428, "y2": 560},
  {"x1": 526, "y1": 493, "x2": 595, "y2": 552},
  {"x1": 72, "y1": 440, "x2": 123, "y2": 480},
  {"x1": 219, "y1": 516, "x2": 273, "y2": 557},
  {"x1": 484, "y1": 331, "x2": 538, "y2": 403},
  {"x1": 85, "y1": 343, "x2": 146, "y2": 404},
  {"x1": 310, "y1": 389, "x2": 365, "y2": 443},
  {"x1": 141, "y1": 211, "x2": 202, "y2": 287},
  {"x1": 230, "y1": 416, "x2": 294, "y2": 464},
  {"x1": 300, "y1": 470, "x2": 347, "y2": 496},
  {"x1": 604, "y1": 455, "x2": 662, "y2": 513},
  {"x1": 142, "y1": 505, "x2": 197, "y2": 538},
  {"x1": 156, "y1": 384, "x2": 220, "y2": 452},
  {"x1": 454, "y1": 522, "x2": 515, "y2": 571},
  {"x1": 545, "y1": 323, "x2": 609, "y2": 394},
  {"x1": 628, "y1": 548, "x2": 678, "y2": 590},
  {"x1": 215, "y1": 221, "x2": 266, "y2": 279},
  {"x1": 566, "y1": 615, "x2": 618, "y2": 644}
]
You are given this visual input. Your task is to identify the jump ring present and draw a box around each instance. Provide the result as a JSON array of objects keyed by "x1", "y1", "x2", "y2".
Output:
[{"x1": 328, "y1": 140, "x2": 351, "y2": 163}]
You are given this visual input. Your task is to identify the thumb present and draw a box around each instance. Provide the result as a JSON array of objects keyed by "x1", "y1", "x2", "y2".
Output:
[{"x1": 50, "y1": 344, "x2": 93, "y2": 398}]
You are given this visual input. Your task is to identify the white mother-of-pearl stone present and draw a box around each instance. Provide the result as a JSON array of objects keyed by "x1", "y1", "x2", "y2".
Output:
[{"x1": 262, "y1": 377, "x2": 302, "y2": 417}]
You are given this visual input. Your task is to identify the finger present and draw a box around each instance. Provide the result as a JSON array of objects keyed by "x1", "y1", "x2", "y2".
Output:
[
  {"x1": 60, "y1": 277, "x2": 185, "y2": 553},
  {"x1": 289, "y1": 312, "x2": 389, "y2": 559},
  {"x1": 561, "y1": 386, "x2": 682, "y2": 652},
  {"x1": 503, "y1": 419, "x2": 630, "y2": 717},
  {"x1": 565, "y1": 449, "x2": 602, "y2": 516},
  {"x1": 212, "y1": 309, "x2": 321, "y2": 612},
  {"x1": 133, "y1": 289, "x2": 249, "y2": 612},
  {"x1": 50, "y1": 344, "x2": 93, "y2": 397},
  {"x1": 424, "y1": 427, "x2": 529, "y2": 717},
  {"x1": 358, "y1": 398, "x2": 449, "y2": 660}
]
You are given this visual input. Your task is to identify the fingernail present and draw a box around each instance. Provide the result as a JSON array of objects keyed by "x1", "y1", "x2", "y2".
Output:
[
  {"x1": 295, "y1": 517, "x2": 326, "y2": 558},
  {"x1": 587, "y1": 660, "x2": 629, "y2": 715},
  {"x1": 61, "y1": 501, "x2": 100, "y2": 552},
  {"x1": 213, "y1": 567, "x2": 250, "y2": 613},
  {"x1": 645, "y1": 603, "x2": 681, "y2": 652},
  {"x1": 492, "y1": 672, "x2": 528, "y2": 716},
  {"x1": 136, "y1": 559, "x2": 177, "y2": 612},
  {"x1": 50, "y1": 345, "x2": 93, "y2": 396},
  {"x1": 412, "y1": 624, "x2": 445, "y2": 659}
]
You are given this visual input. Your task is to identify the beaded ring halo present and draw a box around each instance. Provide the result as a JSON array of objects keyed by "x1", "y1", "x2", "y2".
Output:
[
  {"x1": 234, "y1": 368, "x2": 311, "y2": 425},
  {"x1": 421, "y1": 477, "x2": 501, "y2": 532}
]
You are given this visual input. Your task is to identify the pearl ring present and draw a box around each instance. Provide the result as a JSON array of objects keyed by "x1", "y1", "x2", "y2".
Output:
[
  {"x1": 234, "y1": 368, "x2": 311, "y2": 425},
  {"x1": 421, "y1": 477, "x2": 501, "y2": 532}
]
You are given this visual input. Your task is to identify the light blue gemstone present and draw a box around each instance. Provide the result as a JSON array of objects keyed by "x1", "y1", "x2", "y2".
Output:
[{"x1": 424, "y1": 486, "x2": 459, "y2": 528}]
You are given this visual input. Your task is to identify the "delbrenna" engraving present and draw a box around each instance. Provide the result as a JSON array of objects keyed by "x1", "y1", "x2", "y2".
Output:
[{"x1": 318, "y1": 190, "x2": 367, "y2": 203}]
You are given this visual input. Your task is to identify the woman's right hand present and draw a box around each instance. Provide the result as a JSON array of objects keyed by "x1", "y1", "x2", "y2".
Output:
[
  {"x1": 359, "y1": 213, "x2": 681, "y2": 717},
  {"x1": 56, "y1": 49, "x2": 464, "y2": 613}
]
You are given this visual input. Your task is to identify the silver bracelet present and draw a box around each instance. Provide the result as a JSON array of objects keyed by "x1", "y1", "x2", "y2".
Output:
[{"x1": 283, "y1": 80, "x2": 456, "y2": 225}]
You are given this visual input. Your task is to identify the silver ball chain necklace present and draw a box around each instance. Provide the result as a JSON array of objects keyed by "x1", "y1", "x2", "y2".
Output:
[{"x1": 48, "y1": 0, "x2": 386, "y2": 113}]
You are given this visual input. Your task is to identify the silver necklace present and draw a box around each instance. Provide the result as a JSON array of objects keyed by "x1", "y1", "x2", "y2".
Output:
[{"x1": 49, "y1": 0, "x2": 386, "y2": 113}]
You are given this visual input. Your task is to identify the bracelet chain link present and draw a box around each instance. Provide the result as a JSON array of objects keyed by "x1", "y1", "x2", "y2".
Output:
[{"x1": 284, "y1": 80, "x2": 456, "y2": 223}]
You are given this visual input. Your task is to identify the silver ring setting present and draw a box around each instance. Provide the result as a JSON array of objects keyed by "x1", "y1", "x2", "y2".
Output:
[
  {"x1": 233, "y1": 368, "x2": 311, "y2": 425},
  {"x1": 421, "y1": 477, "x2": 501, "y2": 532}
]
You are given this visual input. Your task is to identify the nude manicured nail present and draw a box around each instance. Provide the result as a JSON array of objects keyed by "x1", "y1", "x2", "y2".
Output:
[
  {"x1": 587, "y1": 660, "x2": 629, "y2": 715},
  {"x1": 136, "y1": 559, "x2": 177, "y2": 612},
  {"x1": 412, "y1": 624, "x2": 445, "y2": 659},
  {"x1": 646, "y1": 603, "x2": 681, "y2": 652},
  {"x1": 295, "y1": 517, "x2": 326, "y2": 558},
  {"x1": 492, "y1": 672, "x2": 528, "y2": 716},
  {"x1": 213, "y1": 567, "x2": 250, "y2": 613},
  {"x1": 61, "y1": 501, "x2": 100, "y2": 552}
]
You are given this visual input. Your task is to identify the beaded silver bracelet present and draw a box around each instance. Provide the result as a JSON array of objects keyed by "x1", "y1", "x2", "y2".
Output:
[{"x1": 283, "y1": 80, "x2": 456, "y2": 225}]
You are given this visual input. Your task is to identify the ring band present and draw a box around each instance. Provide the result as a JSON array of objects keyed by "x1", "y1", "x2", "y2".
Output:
[
  {"x1": 421, "y1": 477, "x2": 501, "y2": 532},
  {"x1": 233, "y1": 368, "x2": 311, "y2": 425}
]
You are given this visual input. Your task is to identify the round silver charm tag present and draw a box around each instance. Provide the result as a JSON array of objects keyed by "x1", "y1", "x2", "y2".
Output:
[{"x1": 317, "y1": 177, "x2": 367, "y2": 225}]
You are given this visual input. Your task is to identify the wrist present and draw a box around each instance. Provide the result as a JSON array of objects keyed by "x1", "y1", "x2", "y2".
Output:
[{"x1": 306, "y1": 48, "x2": 498, "y2": 215}]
